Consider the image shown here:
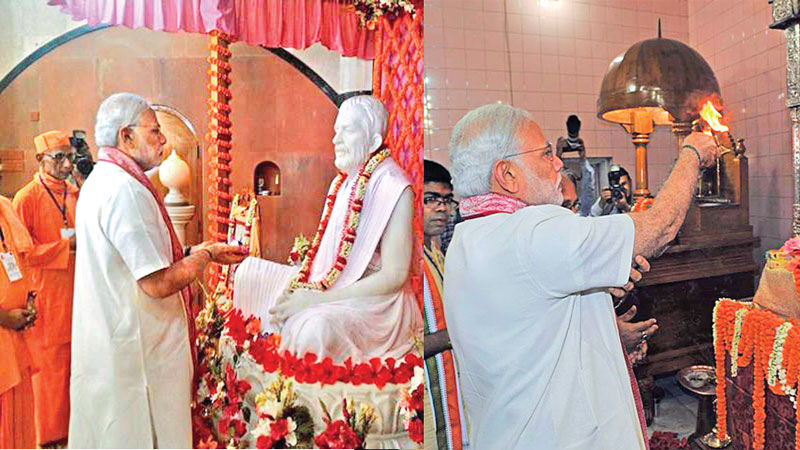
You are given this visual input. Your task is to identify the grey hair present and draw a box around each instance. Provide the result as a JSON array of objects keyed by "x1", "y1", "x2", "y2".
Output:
[
  {"x1": 94, "y1": 93, "x2": 151, "y2": 148},
  {"x1": 449, "y1": 103, "x2": 532, "y2": 198},
  {"x1": 340, "y1": 95, "x2": 388, "y2": 139}
]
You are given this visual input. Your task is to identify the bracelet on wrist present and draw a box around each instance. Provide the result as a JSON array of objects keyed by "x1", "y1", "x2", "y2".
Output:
[
  {"x1": 681, "y1": 144, "x2": 702, "y2": 165},
  {"x1": 184, "y1": 246, "x2": 191, "y2": 257},
  {"x1": 202, "y1": 248, "x2": 213, "y2": 261}
]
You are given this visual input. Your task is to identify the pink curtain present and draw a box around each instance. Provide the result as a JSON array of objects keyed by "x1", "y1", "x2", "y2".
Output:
[{"x1": 47, "y1": 0, "x2": 374, "y2": 59}]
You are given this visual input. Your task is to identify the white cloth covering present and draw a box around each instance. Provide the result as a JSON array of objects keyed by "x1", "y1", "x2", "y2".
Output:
[
  {"x1": 443, "y1": 204, "x2": 645, "y2": 450},
  {"x1": 69, "y1": 162, "x2": 192, "y2": 449}
]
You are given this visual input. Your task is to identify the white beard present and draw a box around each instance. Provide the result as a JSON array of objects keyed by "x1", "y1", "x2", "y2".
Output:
[
  {"x1": 523, "y1": 166, "x2": 563, "y2": 206},
  {"x1": 334, "y1": 147, "x2": 370, "y2": 173}
]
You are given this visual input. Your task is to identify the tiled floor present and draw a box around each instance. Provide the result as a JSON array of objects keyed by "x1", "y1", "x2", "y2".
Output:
[{"x1": 647, "y1": 373, "x2": 700, "y2": 438}]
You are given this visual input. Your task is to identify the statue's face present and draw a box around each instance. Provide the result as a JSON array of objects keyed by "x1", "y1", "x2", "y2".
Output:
[{"x1": 332, "y1": 106, "x2": 372, "y2": 173}]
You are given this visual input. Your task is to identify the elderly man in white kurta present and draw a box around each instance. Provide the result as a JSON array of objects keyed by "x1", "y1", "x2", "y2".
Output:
[
  {"x1": 69, "y1": 93, "x2": 247, "y2": 448},
  {"x1": 442, "y1": 104, "x2": 721, "y2": 450},
  {"x1": 233, "y1": 95, "x2": 422, "y2": 363}
]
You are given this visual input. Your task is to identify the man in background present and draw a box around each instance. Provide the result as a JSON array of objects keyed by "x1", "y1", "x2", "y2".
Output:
[
  {"x1": 0, "y1": 194, "x2": 37, "y2": 448},
  {"x1": 13, "y1": 130, "x2": 79, "y2": 447},
  {"x1": 423, "y1": 159, "x2": 467, "y2": 450},
  {"x1": 591, "y1": 164, "x2": 633, "y2": 216}
]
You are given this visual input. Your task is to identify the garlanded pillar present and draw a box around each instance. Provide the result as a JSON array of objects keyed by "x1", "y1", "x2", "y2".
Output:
[{"x1": 205, "y1": 30, "x2": 234, "y2": 288}]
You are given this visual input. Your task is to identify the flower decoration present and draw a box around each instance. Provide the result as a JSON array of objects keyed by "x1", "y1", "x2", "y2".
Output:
[
  {"x1": 399, "y1": 366, "x2": 424, "y2": 444},
  {"x1": 349, "y1": 0, "x2": 416, "y2": 30},
  {"x1": 315, "y1": 399, "x2": 376, "y2": 449},
  {"x1": 251, "y1": 376, "x2": 315, "y2": 449},
  {"x1": 288, "y1": 234, "x2": 311, "y2": 266},
  {"x1": 631, "y1": 197, "x2": 654, "y2": 212},
  {"x1": 713, "y1": 297, "x2": 800, "y2": 449},
  {"x1": 290, "y1": 149, "x2": 391, "y2": 291}
]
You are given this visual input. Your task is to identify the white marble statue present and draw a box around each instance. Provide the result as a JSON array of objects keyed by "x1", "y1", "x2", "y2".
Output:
[{"x1": 234, "y1": 96, "x2": 422, "y2": 363}]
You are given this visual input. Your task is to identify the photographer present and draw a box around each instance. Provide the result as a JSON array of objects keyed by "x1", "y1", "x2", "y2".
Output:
[
  {"x1": 590, "y1": 163, "x2": 633, "y2": 216},
  {"x1": 556, "y1": 115, "x2": 595, "y2": 217},
  {"x1": 70, "y1": 130, "x2": 94, "y2": 188}
]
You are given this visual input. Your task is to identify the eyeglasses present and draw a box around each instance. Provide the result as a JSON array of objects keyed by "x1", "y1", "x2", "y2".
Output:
[
  {"x1": 129, "y1": 124, "x2": 163, "y2": 135},
  {"x1": 424, "y1": 193, "x2": 459, "y2": 208},
  {"x1": 44, "y1": 152, "x2": 77, "y2": 164},
  {"x1": 504, "y1": 141, "x2": 553, "y2": 160}
]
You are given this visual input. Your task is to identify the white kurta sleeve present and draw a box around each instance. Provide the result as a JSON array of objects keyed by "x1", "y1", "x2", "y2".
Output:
[
  {"x1": 521, "y1": 209, "x2": 635, "y2": 297},
  {"x1": 101, "y1": 180, "x2": 172, "y2": 281}
]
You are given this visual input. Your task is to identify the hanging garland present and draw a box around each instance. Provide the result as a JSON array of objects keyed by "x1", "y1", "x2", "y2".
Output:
[
  {"x1": 713, "y1": 298, "x2": 800, "y2": 449},
  {"x1": 290, "y1": 148, "x2": 391, "y2": 291},
  {"x1": 205, "y1": 30, "x2": 235, "y2": 289}
]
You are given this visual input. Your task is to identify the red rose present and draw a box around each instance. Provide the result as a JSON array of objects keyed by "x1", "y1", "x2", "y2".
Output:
[
  {"x1": 270, "y1": 418, "x2": 289, "y2": 442},
  {"x1": 256, "y1": 435, "x2": 274, "y2": 449},
  {"x1": 374, "y1": 366, "x2": 393, "y2": 389},
  {"x1": 225, "y1": 309, "x2": 248, "y2": 348},
  {"x1": 353, "y1": 363, "x2": 375, "y2": 385},
  {"x1": 410, "y1": 385, "x2": 424, "y2": 412},
  {"x1": 407, "y1": 418, "x2": 424, "y2": 444},
  {"x1": 217, "y1": 416, "x2": 230, "y2": 436},
  {"x1": 231, "y1": 418, "x2": 248, "y2": 438},
  {"x1": 315, "y1": 420, "x2": 363, "y2": 449}
]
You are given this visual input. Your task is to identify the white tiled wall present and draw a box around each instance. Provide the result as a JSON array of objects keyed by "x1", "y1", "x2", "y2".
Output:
[
  {"x1": 425, "y1": 0, "x2": 794, "y2": 260},
  {"x1": 424, "y1": 0, "x2": 690, "y2": 194},
  {"x1": 688, "y1": 0, "x2": 792, "y2": 257}
]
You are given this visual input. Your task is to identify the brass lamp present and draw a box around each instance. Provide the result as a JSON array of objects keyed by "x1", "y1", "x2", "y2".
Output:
[{"x1": 597, "y1": 29, "x2": 721, "y2": 198}]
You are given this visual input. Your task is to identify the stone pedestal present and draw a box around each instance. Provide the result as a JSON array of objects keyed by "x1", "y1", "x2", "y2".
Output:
[{"x1": 165, "y1": 203, "x2": 196, "y2": 246}]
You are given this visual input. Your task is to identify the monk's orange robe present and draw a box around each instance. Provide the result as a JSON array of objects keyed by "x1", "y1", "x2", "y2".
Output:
[
  {"x1": 0, "y1": 195, "x2": 36, "y2": 449},
  {"x1": 12, "y1": 170, "x2": 78, "y2": 446}
]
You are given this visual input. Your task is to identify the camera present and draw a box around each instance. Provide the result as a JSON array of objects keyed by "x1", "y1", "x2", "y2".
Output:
[
  {"x1": 564, "y1": 115, "x2": 582, "y2": 151},
  {"x1": 607, "y1": 164, "x2": 630, "y2": 203},
  {"x1": 70, "y1": 130, "x2": 94, "y2": 178}
]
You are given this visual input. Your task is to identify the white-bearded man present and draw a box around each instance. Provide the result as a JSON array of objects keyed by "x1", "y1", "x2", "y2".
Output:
[{"x1": 443, "y1": 103, "x2": 719, "y2": 450}]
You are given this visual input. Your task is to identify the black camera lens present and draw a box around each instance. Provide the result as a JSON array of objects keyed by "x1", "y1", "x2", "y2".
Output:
[{"x1": 76, "y1": 156, "x2": 94, "y2": 177}]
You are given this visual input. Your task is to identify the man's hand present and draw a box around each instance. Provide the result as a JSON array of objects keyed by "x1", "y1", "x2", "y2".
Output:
[
  {"x1": 0, "y1": 308, "x2": 35, "y2": 330},
  {"x1": 618, "y1": 305, "x2": 658, "y2": 353},
  {"x1": 203, "y1": 242, "x2": 249, "y2": 265},
  {"x1": 269, "y1": 288, "x2": 321, "y2": 325},
  {"x1": 608, "y1": 255, "x2": 650, "y2": 298},
  {"x1": 629, "y1": 341, "x2": 648, "y2": 365},
  {"x1": 682, "y1": 132, "x2": 721, "y2": 169},
  {"x1": 615, "y1": 195, "x2": 631, "y2": 212}
]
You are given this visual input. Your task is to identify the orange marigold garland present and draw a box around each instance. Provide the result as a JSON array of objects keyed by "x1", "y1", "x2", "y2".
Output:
[
  {"x1": 290, "y1": 149, "x2": 391, "y2": 291},
  {"x1": 205, "y1": 30, "x2": 235, "y2": 289},
  {"x1": 713, "y1": 297, "x2": 800, "y2": 449},
  {"x1": 631, "y1": 197, "x2": 654, "y2": 212}
]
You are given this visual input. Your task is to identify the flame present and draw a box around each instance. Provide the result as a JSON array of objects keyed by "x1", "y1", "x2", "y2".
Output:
[{"x1": 699, "y1": 100, "x2": 729, "y2": 133}]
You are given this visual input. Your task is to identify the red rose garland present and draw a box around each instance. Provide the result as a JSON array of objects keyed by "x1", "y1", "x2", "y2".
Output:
[{"x1": 291, "y1": 148, "x2": 391, "y2": 291}]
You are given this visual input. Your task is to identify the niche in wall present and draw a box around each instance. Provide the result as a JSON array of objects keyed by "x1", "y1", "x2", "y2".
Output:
[{"x1": 254, "y1": 161, "x2": 281, "y2": 196}]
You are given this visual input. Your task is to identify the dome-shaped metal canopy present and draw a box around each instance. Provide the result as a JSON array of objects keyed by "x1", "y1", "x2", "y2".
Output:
[{"x1": 597, "y1": 37, "x2": 720, "y2": 125}]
